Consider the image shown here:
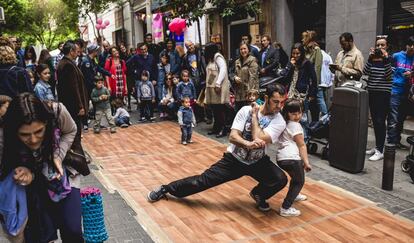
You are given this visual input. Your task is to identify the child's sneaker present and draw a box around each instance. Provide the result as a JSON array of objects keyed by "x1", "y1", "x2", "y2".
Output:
[
  {"x1": 294, "y1": 194, "x2": 307, "y2": 202},
  {"x1": 120, "y1": 123, "x2": 129, "y2": 128},
  {"x1": 139, "y1": 117, "x2": 147, "y2": 122},
  {"x1": 110, "y1": 127, "x2": 117, "y2": 133},
  {"x1": 280, "y1": 207, "x2": 301, "y2": 217},
  {"x1": 83, "y1": 125, "x2": 89, "y2": 131},
  {"x1": 182, "y1": 141, "x2": 187, "y2": 145},
  {"x1": 93, "y1": 128, "x2": 100, "y2": 134},
  {"x1": 187, "y1": 140, "x2": 193, "y2": 144},
  {"x1": 150, "y1": 117, "x2": 156, "y2": 122}
]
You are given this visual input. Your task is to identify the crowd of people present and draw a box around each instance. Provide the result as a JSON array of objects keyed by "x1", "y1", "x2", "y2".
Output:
[{"x1": 0, "y1": 29, "x2": 413, "y2": 241}]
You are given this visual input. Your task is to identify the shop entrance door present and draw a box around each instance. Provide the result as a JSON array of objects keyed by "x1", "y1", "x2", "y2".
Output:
[{"x1": 228, "y1": 18, "x2": 253, "y2": 60}]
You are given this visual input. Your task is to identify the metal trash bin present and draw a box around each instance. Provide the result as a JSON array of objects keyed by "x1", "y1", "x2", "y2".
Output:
[{"x1": 329, "y1": 85, "x2": 368, "y2": 173}]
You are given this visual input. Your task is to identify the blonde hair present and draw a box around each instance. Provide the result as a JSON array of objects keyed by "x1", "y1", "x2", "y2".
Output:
[{"x1": 0, "y1": 46, "x2": 17, "y2": 65}]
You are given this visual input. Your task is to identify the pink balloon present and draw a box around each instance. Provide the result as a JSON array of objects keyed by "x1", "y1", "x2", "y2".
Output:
[
  {"x1": 104, "y1": 20, "x2": 110, "y2": 26},
  {"x1": 96, "y1": 24, "x2": 102, "y2": 29},
  {"x1": 96, "y1": 18, "x2": 103, "y2": 25},
  {"x1": 178, "y1": 19, "x2": 186, "y2": 29}
]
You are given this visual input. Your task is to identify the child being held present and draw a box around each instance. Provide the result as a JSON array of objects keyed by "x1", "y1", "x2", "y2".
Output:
[
  {"x1": 136, "y1": 70, "x2": 156, "y2": 122},
  {"x1": 177, "y1": 97, "x2": 196, "y2": 145},
  {"x1": 91, "y1": 75, "x2": 116, "y2": 134},
  {"x1": 112, "y1": 98, "x2": 131, "y2": 128},
  {"x1": 277, "y1": 98, "x2": 312, "y2": 217},
  {"x1": 246, "y1": 89, "x2": 264, "y2": 105}
]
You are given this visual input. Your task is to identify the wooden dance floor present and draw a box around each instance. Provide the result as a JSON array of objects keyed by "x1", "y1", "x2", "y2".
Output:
[{"x1": 83, "y1": 122, "x2": 414, "y2": 242}]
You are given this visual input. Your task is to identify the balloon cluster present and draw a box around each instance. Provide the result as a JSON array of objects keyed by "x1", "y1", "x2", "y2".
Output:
[
  {"x1": 96, "y1": 18, "x2": 110, "y2": 30},
  {"x1": 168, "y1": 18, "x2": 186, "y2": 35}
]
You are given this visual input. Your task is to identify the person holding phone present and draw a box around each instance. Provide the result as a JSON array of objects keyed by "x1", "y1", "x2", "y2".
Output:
[
  {"x1": 363, "y1": 36, "x2": 393, "y2": 161},
  {"x1": 387, "y1": 36, "x2": 414, "y2": 149},
  {"x1": 330, "y1": 32, "x2": 364, "y2": 87}
]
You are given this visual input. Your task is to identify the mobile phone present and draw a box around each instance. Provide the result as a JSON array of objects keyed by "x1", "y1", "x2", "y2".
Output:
[{"x1": 329, "y1": 64, "x2": 338, "y2": 68}]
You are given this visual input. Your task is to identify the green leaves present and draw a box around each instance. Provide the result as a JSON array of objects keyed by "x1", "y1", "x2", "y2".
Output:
[{"x1": 162, "y1": 0, "x2": 261, "y2": 23}]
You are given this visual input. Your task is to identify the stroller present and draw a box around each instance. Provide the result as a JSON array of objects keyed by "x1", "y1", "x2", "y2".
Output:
[{"x1": 307, "y1": 113, "x2": 330, "y2": 160}]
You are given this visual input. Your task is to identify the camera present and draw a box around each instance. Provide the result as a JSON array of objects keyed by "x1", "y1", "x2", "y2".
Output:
[{"x1": 373, "y1": 48, "x2": 383, "y2": 57}]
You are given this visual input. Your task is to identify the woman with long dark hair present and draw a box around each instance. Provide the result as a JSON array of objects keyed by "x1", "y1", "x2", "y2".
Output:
[
  {"x1": 0, "y1": 93, "x2": 82, "y2": 242},
  {"x1": 280, "y1": 43, "x2": 317, "y2": 142},
  {"x1": 38, "y1": 49, "x2": 56, "y2": 95},
  {"x1": 104, "y1": 46, "x2": 127, "y2": 99},
  {"x1": 34, "y1": 64, "x2": 55, "y2": 101},
  {"x1": 24, "y1": 45, "x2": 37, "y2": 72},
  {"x1": 204, "y1": 42, "x2": 230, "y2": 138}
]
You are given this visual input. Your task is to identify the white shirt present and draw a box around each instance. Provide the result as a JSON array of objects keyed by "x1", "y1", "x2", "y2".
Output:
[
  {"x1": 276, "y1": 121, "x2": 303, "y2": 161},
  {"x1": 227, "y1": 106, "x2": 286, "y2": 165},
  {"x1": 114, "y1": 108, "x2": 130, "y2": 119},
  {"x1": 320, "y1": 50, "x2": 334, "y2": 87}
]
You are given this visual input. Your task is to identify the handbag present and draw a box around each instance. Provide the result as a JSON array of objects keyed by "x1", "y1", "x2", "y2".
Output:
[
  {"x1": 63, "y1": 140, "x2": 90, "y2": 176},
  {"x1": 197, "y1": 87, "x2": 206, "y2": 107},
  {"x1": 52, "y1": 102, "x2": 90, "y2": 176}
]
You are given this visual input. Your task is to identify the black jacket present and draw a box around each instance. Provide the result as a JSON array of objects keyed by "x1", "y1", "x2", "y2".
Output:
[
  {"x1": 0, "y1": 64, "x2": 33, "y2": 98},
  {"x1": 280, "y1": 60, "x2": 318, "y2": 97},
  {"x1": 258, "y1": 46, "x2": 281, "y2": 77}
]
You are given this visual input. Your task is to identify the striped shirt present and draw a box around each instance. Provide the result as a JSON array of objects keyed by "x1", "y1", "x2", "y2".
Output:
[{"x1": 363, "y1": 58, "x2": 393, "y2": 93}]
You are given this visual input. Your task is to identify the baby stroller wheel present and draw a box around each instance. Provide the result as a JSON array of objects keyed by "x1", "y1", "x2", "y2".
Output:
[
  {"x1": 321, "y1": 147, "x2": 329, "y2": 160},
  {"x1": 401, "y1": 160, "x2": 411, "y2": 173},
  {"x1": 307, "y1": 143, "x2": 318, "y2": 154}
]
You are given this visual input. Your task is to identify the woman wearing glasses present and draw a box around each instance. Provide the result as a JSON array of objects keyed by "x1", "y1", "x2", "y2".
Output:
[{"x1": 364, "y1": 36, "x2": 393, "y2": 161}]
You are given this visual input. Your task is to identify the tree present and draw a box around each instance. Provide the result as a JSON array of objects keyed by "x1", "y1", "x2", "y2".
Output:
[
  {"x1": 160, "y1": 0, "x2": 261, "y2": 44},
  {"x1": 0, "y1": 0, "x2": 29, "y2": 34},
  {"x1": 22, "y1": 0, "x2": 78, "y2": 49},
  {"x1": 63, "y1": 0, "x2": 121, "y2": 42}
]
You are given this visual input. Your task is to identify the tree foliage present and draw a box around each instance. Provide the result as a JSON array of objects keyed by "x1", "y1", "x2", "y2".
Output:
[
  {"x1": 161, "y1": 0, "x2": 261, "y2": 23},
  {"x1": 0, "y1": 0, "x2": 29, "y2": 33},
  {"x1": 0, "y1": 0, "x2": 79, "y2": 49}
]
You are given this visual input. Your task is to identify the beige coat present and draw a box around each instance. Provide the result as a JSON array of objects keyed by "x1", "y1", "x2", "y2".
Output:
[
  {"x1": 234, "y1": 55, "x2": 259, "y2": 101},
  {"x1": 205, "y1": 53, "x2": 230, "y2": 104},
  {"x1": 334, "y1": 45, "x2": 364, "y2": 87}
]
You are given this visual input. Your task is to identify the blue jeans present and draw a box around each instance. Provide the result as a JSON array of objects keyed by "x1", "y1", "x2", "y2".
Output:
[
  {"x1": 300, "y1": 99, "x2": 310, "y2": 143},
  {"x1": 387, "y1": 93, "x2": 409, "y2": 144},
  {"x1": 115, "y1": 116, "x2": 130, "y2": 126},
  {"x1": 157, "y1": 83, "x2": 164, "y2": 101},
  {"x1": 317, "y1": 87, "x2": 328, "y2": 116},
  {"x1": 181, "y1": 125, "x2": 192, "y2": 142}
]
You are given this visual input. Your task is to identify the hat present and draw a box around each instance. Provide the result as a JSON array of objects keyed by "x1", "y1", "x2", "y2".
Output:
[{"x1": 87, "y1": 44, "x2": 100, "y2": 53}]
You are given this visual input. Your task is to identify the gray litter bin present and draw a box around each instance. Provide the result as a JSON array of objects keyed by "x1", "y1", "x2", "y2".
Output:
[{"x1": 329, "y1": 86, "x2": 368, "y2": 173}]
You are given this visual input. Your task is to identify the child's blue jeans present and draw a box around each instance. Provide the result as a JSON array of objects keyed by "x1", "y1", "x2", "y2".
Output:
[
  {"x1": 181, "y1": 125, "x2": 192, "y2": 142},
  {"x1": 115, "y1": 116, "x2": 130, "y2": 126}
]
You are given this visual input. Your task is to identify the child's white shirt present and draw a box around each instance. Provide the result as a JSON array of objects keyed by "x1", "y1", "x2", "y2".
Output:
[
  {"x1": 114, "y1": 108, "x2": 130, "y2": 119},
  {"x1": 276, "y1": 121, "x2": 303, "y2": 161}
]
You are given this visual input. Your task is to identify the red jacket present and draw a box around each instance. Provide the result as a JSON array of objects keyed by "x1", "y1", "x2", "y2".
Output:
[{"x1": 104, "y1": 57, "x2": 127, "y2": 97}]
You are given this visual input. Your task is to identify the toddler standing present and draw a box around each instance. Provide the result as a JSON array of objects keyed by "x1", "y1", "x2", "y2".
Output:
[
  {"x1": 177, "y1": 97, "x2": 196, "y2": 145},
  {"x1": 277, "y1": 98, "x2": 311, "y2": 217},
  {"x1": 136, "y1": 70, "x2": 156, "y2": 122},
  {"x1": 91, "y1": 75, "x2": 116, "y2": 134}
]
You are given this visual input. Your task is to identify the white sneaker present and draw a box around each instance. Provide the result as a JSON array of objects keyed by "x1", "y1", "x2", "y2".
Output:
[
  {"x1": 369, "y1": 149, "x2": 383, "y2": 161},
  {"x1": 294, "y1": 194, "x2": 307, "y2": 202},
  {"x1": 366, "y1": 148, "x2": 376, "y2": 155},
  {"x1": 280, "y1": 207, "x2": 301, "y2": 217}
]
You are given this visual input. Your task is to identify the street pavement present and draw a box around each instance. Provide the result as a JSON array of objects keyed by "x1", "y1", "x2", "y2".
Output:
[{"x1": 0, "y1": 164, "x2": 153, "y2": 243}]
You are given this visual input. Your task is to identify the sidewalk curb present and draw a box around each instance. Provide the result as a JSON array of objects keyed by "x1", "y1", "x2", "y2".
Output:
[{"x1": 89, "y1": 157, "x2": 172, "y2": 243}]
